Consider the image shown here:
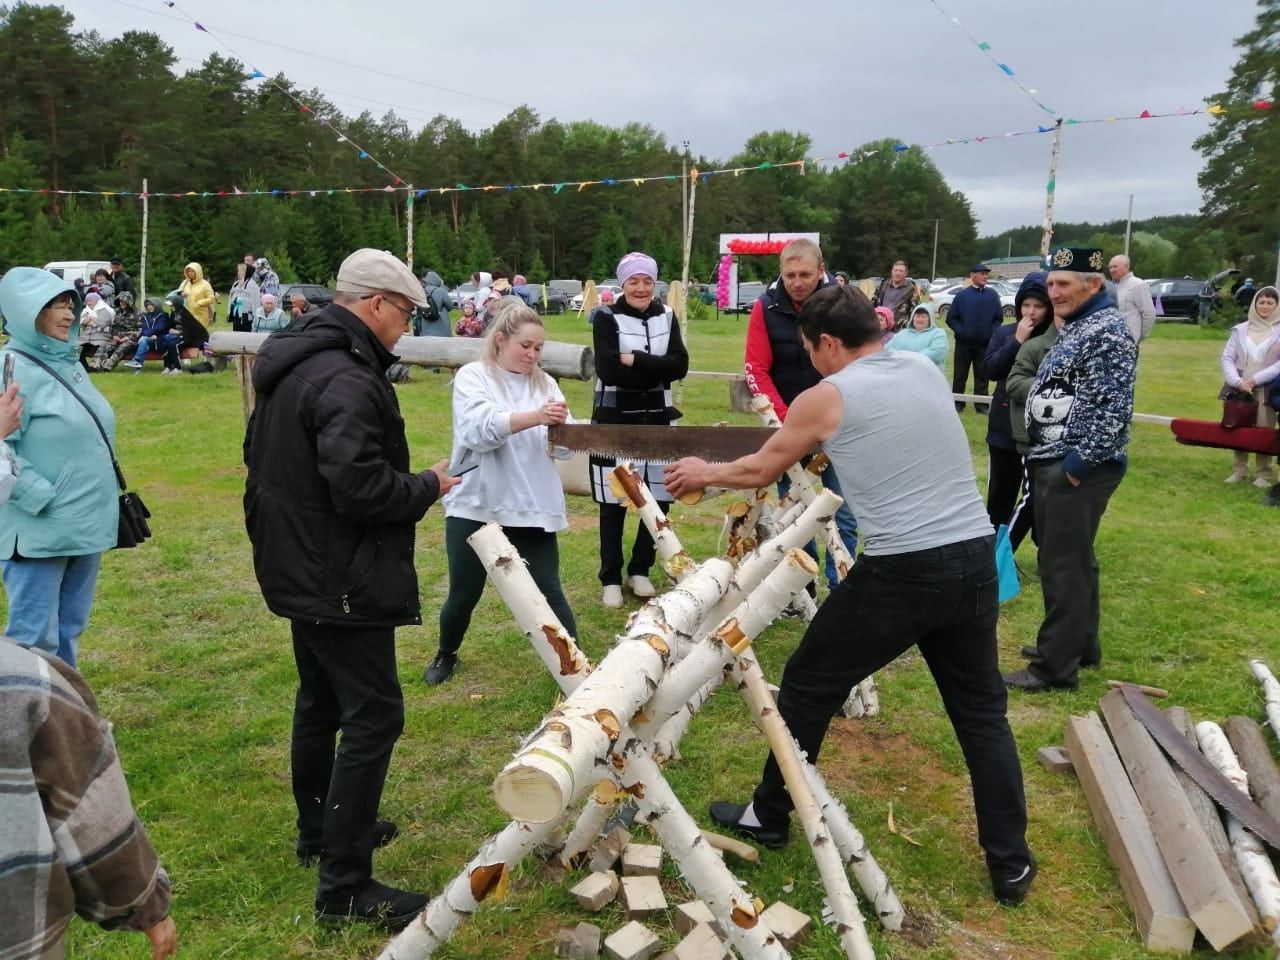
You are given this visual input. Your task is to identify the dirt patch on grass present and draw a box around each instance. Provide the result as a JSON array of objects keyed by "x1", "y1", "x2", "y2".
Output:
[{"x1": 821, "y1": 719, "x2": 956, "y2": 797}]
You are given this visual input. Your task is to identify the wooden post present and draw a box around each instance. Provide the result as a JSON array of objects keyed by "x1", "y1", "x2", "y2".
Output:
[
  {"x1": 1099, "y1": 691, "x2": 1254, "y2": 950},
  {"x1": 405, "y1": 187, "x2": 415, "y2": 271},
  {"x1": 1040, "y1": 119, "x2": 1064, "y2": 259},
  {"x1": 232, "y1": 354, "x2": 256, "y2": 424},
  {"x1": 139, "y1": 177, "x2": 148, "y2": 304},
  {"x1": 1064, "y1": 712, "x2": 1195, "y2": 952},
  {"x1": 1166, "y1": 708, "x2": 1268, "y2": 944}
]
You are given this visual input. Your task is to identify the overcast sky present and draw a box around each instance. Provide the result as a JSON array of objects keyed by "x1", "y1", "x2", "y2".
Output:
[{"x1": 72, "y1": 0, "x2": 1260, "y2": 238}]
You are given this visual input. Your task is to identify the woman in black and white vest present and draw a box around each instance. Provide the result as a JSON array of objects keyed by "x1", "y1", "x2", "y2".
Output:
[{"x1": 590, "y1": 251, "x2": 689, "y2": 608}]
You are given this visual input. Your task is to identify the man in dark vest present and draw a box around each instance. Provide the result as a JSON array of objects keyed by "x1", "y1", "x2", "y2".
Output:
[{"x1": 743, "y1": 238, "x2": 858, "y2": 588}]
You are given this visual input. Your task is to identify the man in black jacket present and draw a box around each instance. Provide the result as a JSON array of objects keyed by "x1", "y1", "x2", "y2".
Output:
[
  {"x1": 109, "y1": 257, "x2": 135, "y2": 300},
  {"x1": 243, "y1": 248, "x2": 458, "y2": 929},
  {"x1": 946, "y1": 263, "x2": 1004, "y2": 413}
]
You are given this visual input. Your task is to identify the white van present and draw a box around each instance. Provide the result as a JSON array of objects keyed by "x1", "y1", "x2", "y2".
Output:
[{"x1": 43, "y1": 260, "x2": 112, "y2": 284}]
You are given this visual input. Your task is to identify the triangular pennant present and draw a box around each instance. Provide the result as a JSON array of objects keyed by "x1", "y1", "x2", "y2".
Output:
[
  {"x1": 247, "y1": 69, "x2": 265, "y2": 79},
  {"x1": 358, "y1": 150, "x2": 369, "y2": 159},
  {"x1": 1254, "y1": 100, "x2": 1273, "y2": 109},
  {"x1": 997, "y1": 63, "x2": 1014, "y2": 76},
  {"x1": 977, "y1": 41, "x2": 991, "y2": 50},
  {"x1": 194, "y1": 22, "x2": 207, "y2": 32},
  {"x1": 1139, "y1": 110, "x2": 1152, "y2": 118},
  {"x1": 632, "y1": 178, "x2": 643, "y2": 187},
  {"x1": 554, "y1": 183, "x2": 566, "y2": 194},
  {"x1": 336, "y1": 135, "x2": 348, "y2": 143},
  {"x1": 1207, "y1": 104, "x2": 1226, "y2": 115}
]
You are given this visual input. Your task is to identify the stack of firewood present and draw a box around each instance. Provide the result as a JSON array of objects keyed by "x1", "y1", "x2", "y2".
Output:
[{"x1": 1061, "y1": 660, "x2": 1280, "y2": 955}]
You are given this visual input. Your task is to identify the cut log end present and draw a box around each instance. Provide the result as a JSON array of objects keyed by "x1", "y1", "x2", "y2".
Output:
[{"x1": 492, "y1": 767, "x2": 571, "y2": 824}]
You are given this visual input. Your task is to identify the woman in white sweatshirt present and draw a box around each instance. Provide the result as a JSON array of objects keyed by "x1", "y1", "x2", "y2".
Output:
[
  {"x1": 424, "y1": 297, "x2": 578, "y2": 685},
  {"x1": 1220, "y1": 285, "x2": 1280, "y2": 486}
]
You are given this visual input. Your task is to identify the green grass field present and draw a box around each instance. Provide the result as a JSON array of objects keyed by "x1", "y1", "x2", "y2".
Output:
[{"x1": 29, "y1": 312, "x2": 1278, "y2": 960}]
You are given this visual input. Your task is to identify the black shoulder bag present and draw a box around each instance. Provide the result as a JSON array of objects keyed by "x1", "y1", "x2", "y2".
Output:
[{"x1": 9, "y1": 349, "x2": 152, "y2": 548}]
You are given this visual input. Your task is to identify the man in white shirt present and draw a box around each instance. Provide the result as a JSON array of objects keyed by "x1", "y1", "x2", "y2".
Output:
[{"x1": 1108, "y1": 255, "x2": 1156, "y2": 345}]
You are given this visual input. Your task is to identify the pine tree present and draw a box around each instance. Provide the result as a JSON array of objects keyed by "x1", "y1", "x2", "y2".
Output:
[
  {"x1": 1195, "y1": 0, "x2": 1279, "y2": 281},
  {"x1": 589, "y1": 211, "x2": 628, "y2": 281},
  {"x1": 526, "y1": 247, "x2": 548, "y2": 282}
]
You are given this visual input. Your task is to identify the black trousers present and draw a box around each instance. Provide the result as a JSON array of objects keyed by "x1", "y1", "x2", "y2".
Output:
[
  {"x1": 986, "y1": 446, "x2": 1036, "y2": 550},
  {"x1": 439, "y1": 516, "x2": 577, "y2": 654},
  {"x1": 290, "y1": 620, "x2": 405, "y2": 900},
  {"x1": 752, "y1": 535, "x2": 1031, "y2": 876},
  {"x1": 1028, "y1": 459, "x2": 1124, "y2": 685},
  {"x1": 952, "y1": 340, "x2": 989, "y2": 410},
  {"x1": 598, "y1": 500, "x2": 672, "y2": 586}
]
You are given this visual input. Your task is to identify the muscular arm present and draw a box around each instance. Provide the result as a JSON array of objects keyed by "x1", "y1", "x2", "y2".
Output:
[{"x1": 664, "y1": 383, "x2": 842, "y2": 495}]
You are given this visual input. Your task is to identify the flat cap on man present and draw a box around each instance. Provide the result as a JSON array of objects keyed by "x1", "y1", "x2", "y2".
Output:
[
  {"x1": 1045, "y1": 246, "x2": 1106, "y2": 273},
  {"x1": 336, "y1": 249, "x2": 427, "y2": 307},
  {"x1": 970, "y1": 262, "x2": 991, "y2": 273}
]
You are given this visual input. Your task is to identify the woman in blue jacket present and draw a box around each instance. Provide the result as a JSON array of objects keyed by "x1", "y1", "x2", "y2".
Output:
[
  {"x1": 0, "y1": 267, "x2": 119, "y2": 667},
  {"x1": 888, "y1": 303, "x2": 948, "y2": 368},
  {"x1": 982, "y1": 272, "x2": 1053, "y2": 549}
]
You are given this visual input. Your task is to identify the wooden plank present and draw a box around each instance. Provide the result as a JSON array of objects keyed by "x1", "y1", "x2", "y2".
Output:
[
  {"x1": 1037, "y1": 745, "x2": 1074, "y2": 773},
  {"x1": 1166, "y1": 707, "x2": 1268, "y2": 945},
  {"x1": 1223, "y1": 716, "x2": 1280, "y2": 823},
  {"x1": 1101, "y1": 691, "x2": 1254, "y2": 950},
  {"x1": 1065, "y1": 712, "x2": 1195, "y2": 953}
]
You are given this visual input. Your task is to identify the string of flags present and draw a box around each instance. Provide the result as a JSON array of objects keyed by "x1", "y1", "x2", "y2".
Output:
[
  {"x1": 158, "y1": 0, "x2": 408, "y2": 185},
  {"x1": 0, "y1": 101, "x2": 1269, "y2": 202},
  {"x1": 926, "y1": 0, "x2": 1059, "y2": 118}
]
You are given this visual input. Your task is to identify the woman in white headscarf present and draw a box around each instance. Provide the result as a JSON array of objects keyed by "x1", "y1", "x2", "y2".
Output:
[{"x1": 1220, "y1": 285, "x2": 1280, "y2": 487}]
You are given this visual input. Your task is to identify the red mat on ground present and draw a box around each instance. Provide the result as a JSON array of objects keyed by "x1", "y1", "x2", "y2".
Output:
[{"x1": 1170, "y1": 418, "x2": 1280, "y2": 455}]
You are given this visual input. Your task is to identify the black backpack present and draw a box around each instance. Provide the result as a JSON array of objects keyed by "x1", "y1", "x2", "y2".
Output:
[{"x1": 416, "y1": 292, "x2": 440, "y2": 328}]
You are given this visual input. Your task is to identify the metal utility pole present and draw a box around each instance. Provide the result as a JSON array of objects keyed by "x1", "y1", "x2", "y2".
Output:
[
  {"x1": 931, "y1": 218, "x2": 940, "y2": 279},
  {"x1": 1124, "y1": 194, "x2": 1134, "y2": 257},
  {"x1": 1007, "y1": 235, "x2": 1012, "y2": 260},
  {"x1": 1039, "y1": 119, "x2": 1064, "y2": 259}
]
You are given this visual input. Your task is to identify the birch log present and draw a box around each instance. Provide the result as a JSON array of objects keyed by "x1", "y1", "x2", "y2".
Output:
[
  {"x1": 209, "y1": 330, "x2": 594, "y2": 381},
  {"x1": 377, "y1": 817, "x2": 563, "y2": 960},
  {"x1": 726, "y1": 488, "x2": 772, "y2": 560},
  {"x1": 557, "y1": 786, "x2": 616, "y2": 868},
  {"x1": 618, "y1": 743, "x2": 793, "y2": 960},
  {"x1": 733, "y1": 645, "x2": 876, "y2": 960},
  {"x1": 493, "y1": 561, "x2": 734, "y2": 823},
  {"x1": 633, "y1": 550, "x2": 818, "y2": 743},
  {"x1": 611, "y1": 463, "x2": 696, "y2": 581},
  {"x1": 1196, "y1": 720, "x2": 1280, "y2": 944},
  {"x1": 469, "y1": 523, "x2": 591, "y2": 693},
  {"x1": 1250, "y1": 659, "x2": 1280, "y2": 738}
]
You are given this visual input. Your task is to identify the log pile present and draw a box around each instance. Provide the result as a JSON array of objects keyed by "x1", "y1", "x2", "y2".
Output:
[
  {"x1": 1061, "y1": 667, "x2": 1280, "y2": 954},
  {"x1": 378, "y1": 466, "x2": 903, "y2": 960}
]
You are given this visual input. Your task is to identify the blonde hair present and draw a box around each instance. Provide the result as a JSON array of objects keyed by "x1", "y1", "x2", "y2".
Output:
[
  {"x1": 481, "y1": 296, "x2": 553, "y2": 394},
  {"x1": 780, "y1": 238, "x2": 823, "y2": 266}
]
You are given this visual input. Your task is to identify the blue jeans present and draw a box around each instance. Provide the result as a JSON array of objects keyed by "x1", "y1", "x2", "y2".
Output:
[
  {"x1": 134, "y1": 333, "x2": 181, "y2": 368},
  {"x1": 2, "y1": 553, "x2": 103, "y2": 668},
  {"x1": 778, "y1": 462, "x2": 859, "y2": 587}
]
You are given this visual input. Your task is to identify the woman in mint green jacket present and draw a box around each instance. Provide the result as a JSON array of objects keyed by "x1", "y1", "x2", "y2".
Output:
[
  {"x1": 0, "y1": 267, "x2": 119, "y2": 668},
  {"x1": 888, "y1": 303, "x2": 949, "y2": 369}
]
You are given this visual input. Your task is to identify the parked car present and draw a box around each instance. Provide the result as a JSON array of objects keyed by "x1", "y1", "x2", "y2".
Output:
[
  {"x1": 516, "y1": 283, "x2": 569, "y2": 315},
  {"x1": 930, "y1": 282, "x2": 1016, "y2": 321},
  {"x1": 1147, "y1": 277, "x2": 1211, "y2": 323},
  {"x1": 731, "y1": 281, "x2": 766, "y2": 313},
  {"x1": 548, "y1": 279, "x2": 582, "y2": 302},
  {"x1": 277, "y1": 283, "x2": 335, "y2": 311},
  {"x1": 570, "y1": 284, "x2": 622, "y2": 311},
  {"x1": 452, "y1": 282, "x2": 480, "y2": 306},
  {"x1": 43, "y1": 259, "x2": 111, "y2": 284}
]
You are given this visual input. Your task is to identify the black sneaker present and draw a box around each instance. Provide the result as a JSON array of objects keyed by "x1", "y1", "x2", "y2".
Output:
[
  {"x1": 315, "y1": 880, "x2": 428, "y2": 930},
  {"x1": 1003, "y1": 668, "x2": 1078, "y2": 692},
  {"x1": 992, "y1": 854, "x2": 1038, "y2": 906},
  {"x1": 1264, "y1": 483, "x2": 1280, "y2": 507},
  {"x1": 424, "y1": 652, "x2": 458, "y2": 685},
  {"x1": 708, "y1": 801, "x2": 789, "y2": 851},
  {"x1": 297, "y1": 820, "x2": 399, "y2": 866}
]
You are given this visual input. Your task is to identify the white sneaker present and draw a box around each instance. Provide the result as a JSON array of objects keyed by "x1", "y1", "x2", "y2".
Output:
[
  {"x1": 602, "y1": 585, "x2": 624, "y2": 608},
  {"x1": 1253, "y1": 475, "x2": 1272, "y2": 489},
  {"x1": 627, "y1": 575, "x2": 657, "y2": 598},
  {"x1": 1225, "y1": 472, "x2": 1247, "y2": 484}
]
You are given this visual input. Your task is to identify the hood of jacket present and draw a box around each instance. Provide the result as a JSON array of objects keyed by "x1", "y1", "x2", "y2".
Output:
[
  {"x1": 1014, "y1": 271, "x2": 1050, "y2": 319},
  {"x1": 252, "y1": 303, "x2": 396, "y2": 393},
  {"x1": 184, "y1": 262, "x2": 205, "y2": 283},
  {"x1": 424, "y1": 271, "x2": 445, "y2": 289},
  {"x1": 907, "y1": 303, "x2": 937, "y2": 329},
  {"x1": 0, "y1": 267, "x2": 79, "y2": 362}
]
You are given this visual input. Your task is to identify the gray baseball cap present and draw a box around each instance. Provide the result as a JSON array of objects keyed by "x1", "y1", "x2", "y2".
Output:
[{"x1": 335, "y1": 248, "x2": 427, "y2": 307}]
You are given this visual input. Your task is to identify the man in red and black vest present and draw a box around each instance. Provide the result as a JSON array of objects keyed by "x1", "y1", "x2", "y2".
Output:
[{"x1": 743, "y1": 238, "x2": 858, "y2": 586}]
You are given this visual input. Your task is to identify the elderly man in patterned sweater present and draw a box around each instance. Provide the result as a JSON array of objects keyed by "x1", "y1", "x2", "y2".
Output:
[
  {"x1": 0, "y1": 642, "x2": 177, "y2": 959},
  {"x1": 1005, "y1": 246, "x2": 1137, "y2": 693}
]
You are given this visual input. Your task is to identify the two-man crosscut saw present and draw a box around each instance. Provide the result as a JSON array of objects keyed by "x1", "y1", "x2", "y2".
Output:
[
  {"x1": 548, "y1": 424, "x2": 798, "y2": 462},
  {"x1": 1122, "y1": 685, "x2": 1280, "y2": 851}
]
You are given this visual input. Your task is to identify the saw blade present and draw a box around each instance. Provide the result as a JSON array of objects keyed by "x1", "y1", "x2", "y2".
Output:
[
  {"x1": 1121, "y1": 684, "x2": 1280, "y2": 851},
  {"x1": 548, "y1": 424, "x2": 780, "y2": 463}
]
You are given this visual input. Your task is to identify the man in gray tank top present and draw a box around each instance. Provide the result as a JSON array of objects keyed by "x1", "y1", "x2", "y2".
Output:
[{"x1": 665, "y1": 284, "x2": 1036, "y2": 906}]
